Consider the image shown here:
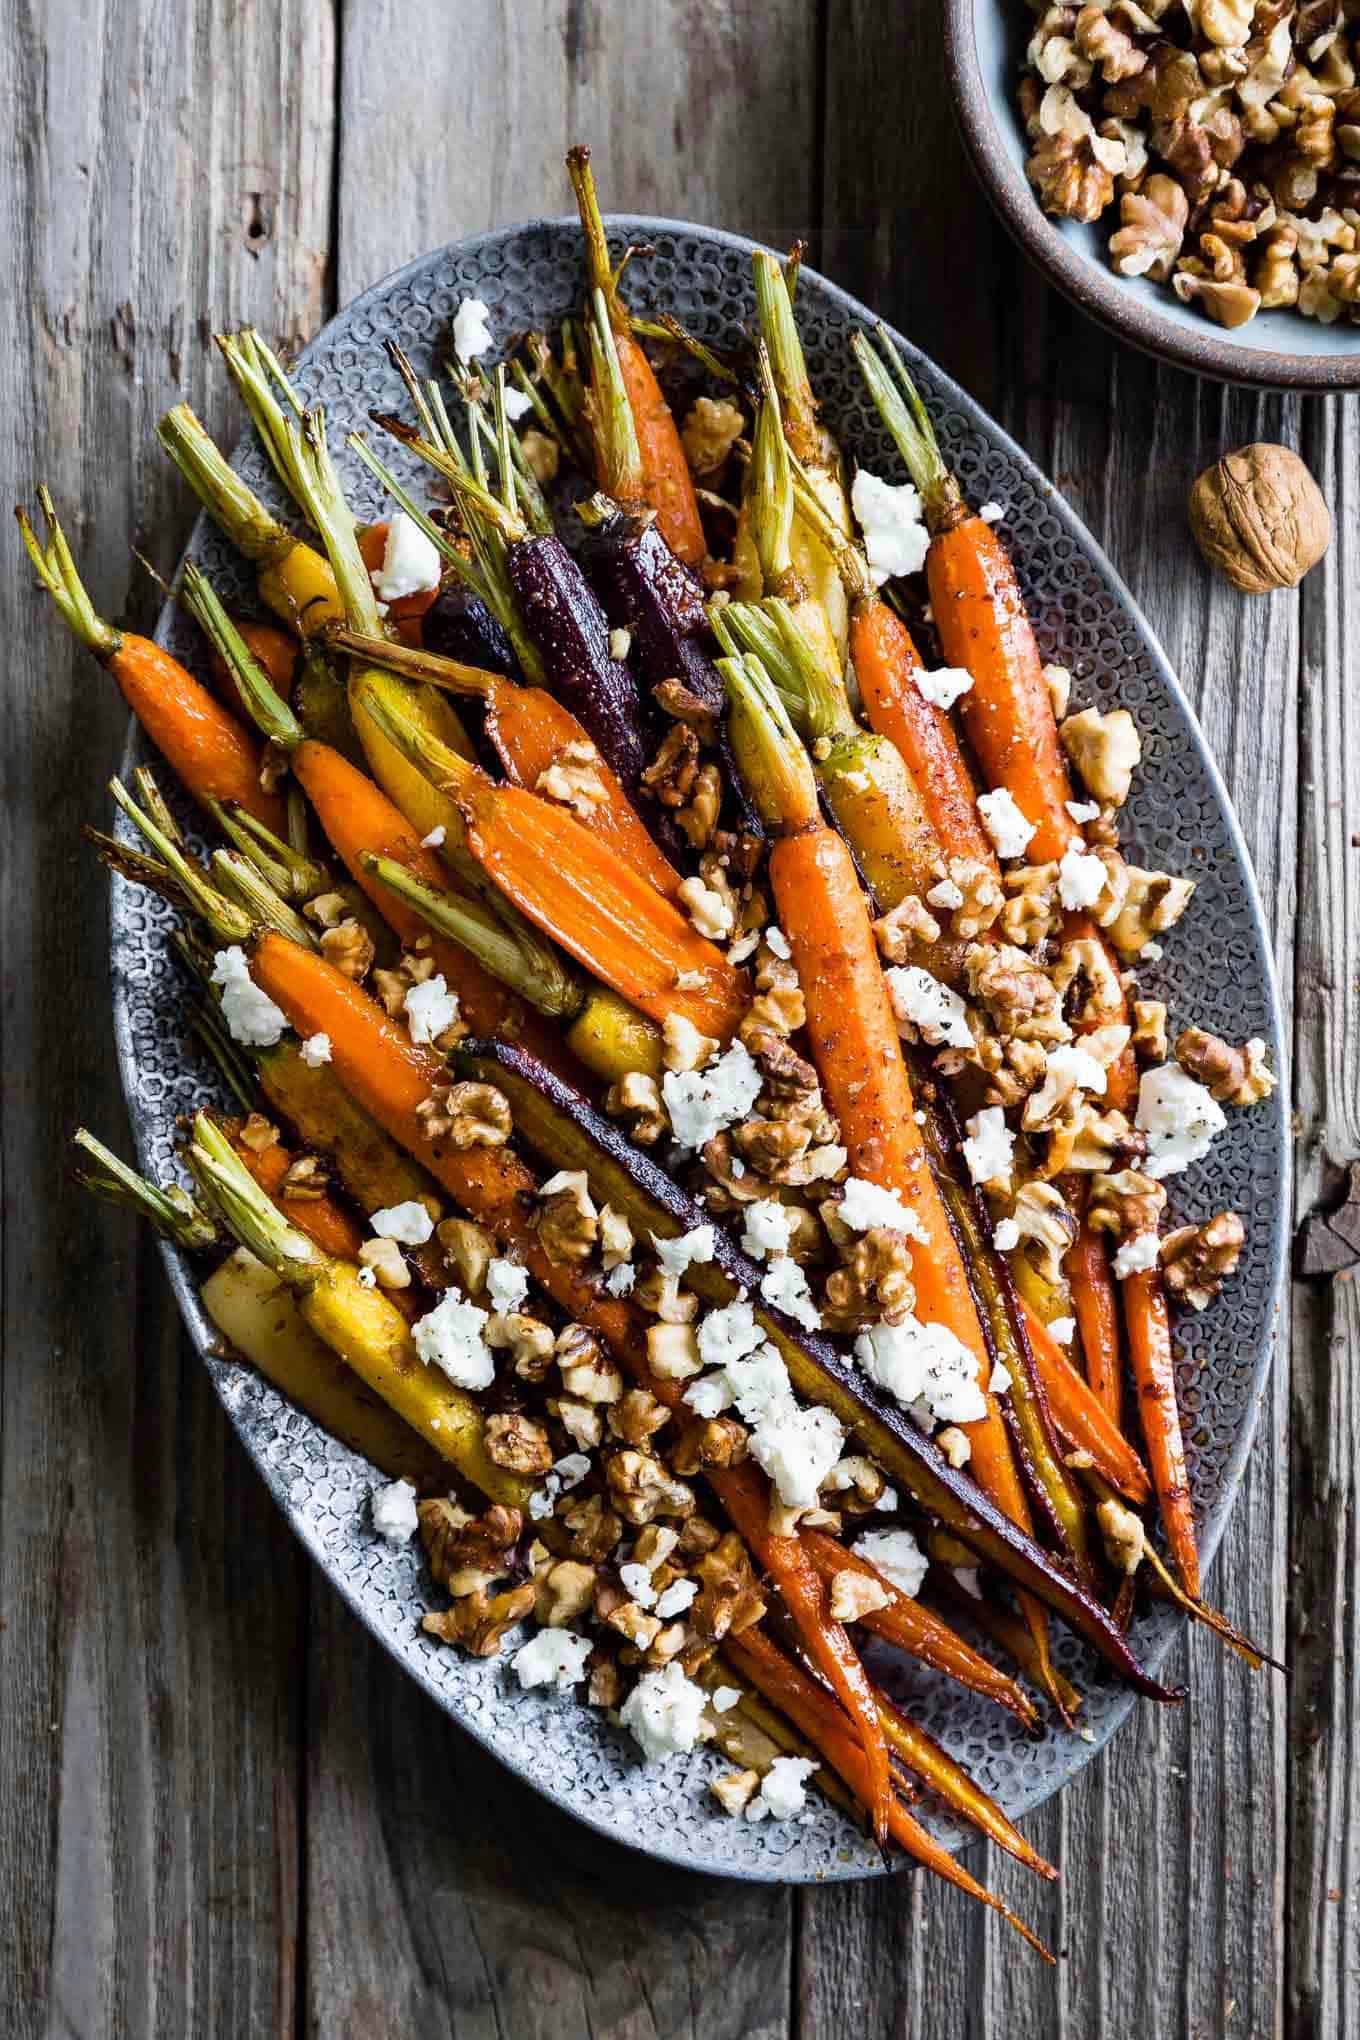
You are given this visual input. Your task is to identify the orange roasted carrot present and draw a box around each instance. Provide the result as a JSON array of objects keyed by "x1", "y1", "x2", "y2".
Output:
[
  {"x1": 228, "y1": 1123, "x2": 370, "y2": 1264},
  {"x1": 1063, "y1": 1181, "x2": 1124, "y2": 1420},
  {"x1": 206, "y1": 617, "x2": 300, "y2": 713},
  {"x1": 354, "y1": 676, "x2": 747, "y2": 1041},
  {"x1": 873, "y1": 1687, "x2": 1057, "y2": 1882},
  {"x1": 357, "y1": 521, "x2": 439, "y2": 641},
  {"x1": 324, "y1": 625, "x2": 683, "y2": 900},
  {"x1": 18, "y1": 490, "x2": 285, "y2": 833},
  {"x1": 724, "y1": 1627, "x2": 1053, "y2": 1958},
  {"x1": 801, "y1": 1530, "x2": 1038, "y2": 1730},
  {"x1": 566, "y1": 145, "x2": 706, "y2": 567},
  {"x1": 1019, "y1": 1299, "x2": 1150, "y2": 1506},
  {"x1": 1123, "y1": 1268, "x2": 1199, "y2": 1598}
]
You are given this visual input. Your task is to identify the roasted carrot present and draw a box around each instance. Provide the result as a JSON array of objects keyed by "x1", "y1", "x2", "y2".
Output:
[
  {"x1": 566, "y1": 145, "x2": 706, "y2": 566},
  {"x1": 872, "y1": 1685, "x2": 1056, "y2": 1881},
  {"x1": 1063, "y1": 1181, "x2": 1124, "y2": 1420},
  {"x1": 724, "y1": 1627, "x2": 1052, "y2": 1959},
  {"x1": 353, "y1": 677, "x2": 748, "y2": 1042},
  {"x1": 228, "y1": 1121, "x2": 370, "y2": 1264},
  {"x1": 356, "y1": 521, "x2": 440, "y2": 634},
  {"x1": 206, "y1": 617, "x2": 300, "y2": 714},
  {"x1": 801, "y1": 1530, "x2": 1038, "y2": 1731},
  {"x1": 1019, "y1": 1299, "x2": 1151, "y2": 1506},
  {"x1": 1123, "y1": 1268, "x2": 1200, "y2": 1598},
  {"x1": 17, "y1": 490, "x2": 285, "y2": 833}
]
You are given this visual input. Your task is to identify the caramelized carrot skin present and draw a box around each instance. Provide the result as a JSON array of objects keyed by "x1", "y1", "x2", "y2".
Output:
[
  {"x1": 928, "y1": 516, "x2": 1073, "y2": 863},
  {"x1": 1063, "y1": 1184, "x2": 1124, "y2": 1421},
  {"x1": 850, "y1": 596, "x2": 997, "y2": 874},
  {"x1": 1123, "y1": 1268, "x2": 1200, "y2": 1597},
  {"x1": 230, "y1": 1129, "x2": 370, "y2": 1264},
  {"x1": 1020, "y1": 1298, "x2": 1150, "y2": 1505},
  {"x1": 111, "y1": 634, "x2": 285, "y2": 832},
  {"x1": 206, "y1": 617, "x2": 299, "y2": 713},
  {"x1": 615, "y1": 336, "x2": 706, "y2": 568}
]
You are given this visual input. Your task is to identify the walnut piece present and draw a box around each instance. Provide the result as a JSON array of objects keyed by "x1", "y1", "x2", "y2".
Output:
[
  {"x1": 357, "y1": 1235, "x2": 410, "y2": 1290},
  {"x1": 484, "y1": 1412, "x2": 555, "y2": 1475},
  {"x1": 437, "y1": 1216, "x2": 495, "y2": 1294},
  {"x1": 1107, "y1": 867, "x2": 1195, "y2": 956},
  {"x1": 319, "y1": 917, "x2": 376, "y2": 982},
  {"x1": 711, "y1": 1769, "x2": 760, "y2": 1817},
  {"x1": 1096, "y1": 1496, "x2": 1148, "y2": 1576},
  {"x1": 422, "y1": 1582, "x2": 535, "y2": 1656},
  {"x1": 605, "y1": 1449, "x2": 695, "y2": 1525},
  {"x1": 1174, "y1": 1026, "x2": 1276, "y2": 1105},
  {"x1": 439, "y1": 1082, "x2": 513, "y2": 1150},
  {"x1": 486, "y1": 1309, "x2": 555, "y2": 1381},
  {"x1": 1010, "y1": 1181, "x2": 1079, "y2": 1284},
  {"x1": 1131, "y1": 999, "x2": 1169, "y2": 1063},
  {"x1": 828, "y1": 1569, "x2": 892, "y2": 1622},
  {"x1": 608, "y1": 1387, "x2": 672, "y2": 1447},
  {"x1": 1162, "y1": 1211, "x2": 1246, "y2": 1309},
  {"x1": 677, "y1": 874, "x2": 735, "y2": 941},
  {"x1": 1027, "y1": 129, "x2": 1115, "y2": 223},
  {"x1": 419, "y1": 1498, "x2": 521, "y2": 1595},
  {"x1": 558, "y1": 1491, "x2": 622, "y2": 1561},
  {"x1": 1059, "y1": 707, "x2": 1142, "y2": 807},
  {"x1": 1189, "y1": 443, "x2": 1331, "y2": 592},
  {"x1": 1109, "y1": 173, "x2": 1189, "y2": 280},
  {"x1": 535, "y1": 738, "x2": 609, "y2": 816},
  {"x1": 690, "y1": 1532, "x2": 767, "y2": 1640},
  {"x1": 535, "y1": 1559, "x2": 596, "y2": 1628},
  {"x1": 1088, "y1": 1167, "x2": 1167, "y2": 1242},
  {"x1": 642, "y1": 722, "x2": 701, "y2": 810},
  {"x1": 681, "y1": 395, "x2": 745, "y2": 478},
  {"x1": 537, "y1": 1169, "x2": 598, "y2": 1264},
  {"x1": 605, "y1": 1070, "x2": 667, "y2": 1146},
  {"x1": 821, "y1": 1225, "x2": 916, "y2": 1331}
]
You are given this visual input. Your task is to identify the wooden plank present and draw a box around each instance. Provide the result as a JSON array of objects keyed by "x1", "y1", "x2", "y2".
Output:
[
  {"x1": 1287, "y1": 390, "x2": 1360, "y2": 2040},
  {"x1": 813, "y1": 6, "x2": 1294, "y2": 2034},
  {"x1": 0, "y1": 0, "x2": 335, "y2": 2031}
]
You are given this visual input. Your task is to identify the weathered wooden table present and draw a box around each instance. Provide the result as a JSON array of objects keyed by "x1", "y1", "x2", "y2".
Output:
[{"x1": 2, "y1": 3, "x2": 1353, "y2": 2033}]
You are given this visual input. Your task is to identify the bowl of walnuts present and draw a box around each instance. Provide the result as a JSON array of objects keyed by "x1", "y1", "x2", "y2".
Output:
[{"x1": 944, "y1": 0, "x2": 1360, "y2": 388}]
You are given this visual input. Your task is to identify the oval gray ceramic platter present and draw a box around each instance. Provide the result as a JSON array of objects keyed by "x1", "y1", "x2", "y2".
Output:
[
  {"x1": 110, "y1": 217, "x2": 1289, "y2": 1884},
  {"x1": 945, "y1": 0, "x2": 1360, "y2": 391}
]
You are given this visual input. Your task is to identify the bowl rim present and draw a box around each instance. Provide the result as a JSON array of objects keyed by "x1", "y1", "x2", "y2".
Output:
[{"x1": 943, "y1": 0, "x2": 1360, "y2": 392}]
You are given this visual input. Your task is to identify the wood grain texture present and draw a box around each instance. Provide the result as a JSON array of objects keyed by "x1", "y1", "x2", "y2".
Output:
[{"x1": 0, "y1": 0, "x2": 334, "y2": 2031}]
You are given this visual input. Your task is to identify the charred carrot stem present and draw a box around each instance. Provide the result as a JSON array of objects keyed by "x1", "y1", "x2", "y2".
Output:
[
  {"x1": 1123, "y1": 1268, "x2": 1200, "y2": 1599},
  {"x1": 1019, "y1": 1299, "x2": 1150, "y2": 1505},
  {"x1": 17, "y1": 491, "x2": 285, "y2": 832},
  {"x1": 1064, "y1": 1180, "x2": 1125, "y2": 1420}
]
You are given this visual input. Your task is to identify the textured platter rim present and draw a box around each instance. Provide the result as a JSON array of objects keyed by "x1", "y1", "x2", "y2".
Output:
[
  {"x1": 110, "y1": 213, "x2": 1290, "y2": 1884},
  {"x1": 943, "y1": 0, "x2": 1360, "y2": 392}
]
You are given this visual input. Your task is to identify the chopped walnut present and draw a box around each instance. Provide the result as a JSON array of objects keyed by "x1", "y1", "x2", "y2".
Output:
[
  {"x1": 486, "y1": 1310, "x2": 555, "y2": 1382},
  {"x1": 608, "y1": 1387, "x2": 672, "y2": 1447},
  {"x1": 422, "y1": 1582, "x2": 535, "y2": 1656},
  {"x1": 873, "y1": 893, "x2": 941, "y2": 960},
  {"x1": 558, "y1": 1491, "x2": 622, "y2": 1561},
  {"x1": 238, "y1": 1111, "x2": 278, "y2": 1154},
  {"x1": 1052, "y1": 934, "x2": 1125, "y2": 1025},
  {"x1": 605, "y1": 1069, "x2": 667, "y2": 1145},
  {"x1": 1131, "y1": 999, "x2": 1169, "y2": 1063},
  {"x1": 682, "y1": 395, "x2": 745, "y2": 478},
  {"x1": 821, "y1": 1225, "x2": 917, "y2": 1331},
  {"x1": 437, "y1": 1082, "x2": 513, "y2": 1150},
  {"x1": 436, "y1": 1216, "x2": 495, "y2": 1294},
  {"x1": 1010, "y1": 1181, "x2": 1079, "y2": 1284},
  {"x1": 1097, "y1": 1496, "x2": 1148, "y2": 1576},
  {"x1": 654, "y1": 677, "x2": 720, "y2": 739},
  {"x1": 966, "y1": 940, "x2": 1070, "y2": 1046},
  {"x1": 642, "y1": 722, "x2": 701, "y2": 810},
  {"x1": 536, "y1": 1559, "x2": 597, "y2": 1627},
  {"x1": 1000, "y1": 862, "x2": 1061, "y2": 950},
  {"x1": 945, "y1": 857, "x2": 1006, "y2": 941},
  {"x1": 319, "y1": 917, "x2": 376, "y2": 982},
  {"x1": 646, "y1": 1321, "x2": 702, "y2": 1381},
  {"x1": 357, "y1": 1234, "x2": 411, "y2": 1290},
  {"x1": 419, "y1": 1498, "x2": 522, "y2": 1596},
  {"x1": 304, "y1": 890, "x2": 350, "y2": 931},
  {"x1": 603, "y1": 1596, "x2": 662, "y2": 1652},
  {"x1": 557, "y1": 1328, "x2": 624, "y2": 1403},
  {"x1": 690, "y1": 1532, "x2": 767, "y2": 1640},
  {"x1": 1110, "y1": 172, "x2": 1189, "y2": 279},
  {"x1": 1046, "y1": 1101, "x2": 1143, "y2": 1176},
  {"x1": 1161, "y1": 1211, "x2": 1246, "y2": 1309},
  {"x1": 1255, "y1": 221, "x2": 1301, "y2": 307},
  {"x1": 663, "y1": 1013, "x2": 719, "y2": 1073},
  {"x1": 1088, "y1": 1167, "x2": 1167, "y2": 1242},
  {"x1": 586, "y1": 1651, "x2": 622, "y2": 1709},
  {"x1": 675, "y1": 1514, "x2": 723, "y2": 1561},
  {"x1": 672, "y1": 1415, "x2": 750, "y2": 1474},
  {"x1": 1059, "y1": 707, "x2": 1142, "y2": 806},
  {"x1": 537, "y1": 1169, "x2": 599, "y2": 1264},
  {"x1": 820, "y1": 1455, "x2": 887, "y2": 1516},
  {"x1": 279, "y1": 1153, "x2": 328, "y2": 1201},
  {"x1": 828, "y1": 1569, "x2": 892, "y2": 1622},
  {"x1": 677, "y1": 763, "x2": 722, "y2": 851},
  {"x1": 1173, "y1": 270, "x2": 1262, "y2": 327},
  {"x1": 597, "y1": 1203, "x2": 634, "y2": 1272},
  {"x1": 1174, "y1": 1027, "x2": 1276, "y2": 1105},
  {"x1": 1107, "y1": 867, "x2": 1195, "y2": 956},
  {"x1": 740, "y1": 943, "x2": 806, "y2": 1040},
  {"x1": 633, "y1": 1268, "x2": 699, "y2": 1324},
  {"x1": 711, "y1": 1769, "x2": 760, "y2": 1817},
  {"x1": 484, "y1": 1412, "x2": 555, "y2": 1475},
  {"x1": 678, "y1": 874, "x2": 735, "y2": 941},
  {"x1": 535, "y1": 738, "x2": 609, "y2": 816},
  {"x1": 606, "y1": 1449, "x2": 695, "y2": 1525},
  {"x1": 1076, "y1": 2, "x2": 1145, "y2": 80},
  {"x1": 553, "y1": 1396, "x2": 604, "y2": 1450}
]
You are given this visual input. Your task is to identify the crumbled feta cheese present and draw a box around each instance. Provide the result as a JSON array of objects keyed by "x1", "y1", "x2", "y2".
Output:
[
  {"x1": 1113, "y1": 1232, "x2": 1161, "y2": 1278},
  {"x1": 748, "y1": 1400, "x2": 845, "y2": 1509},
  {"x1": 953, "y1": 1566, "x2": 983, "y2": 1600},
  {"x1": 926, "y1": 877, "x2": 965, "y2": 912},
  {"x1": 711, "y1": 1685, "x2": 742, "y2": 1714},
  {"x1": 962, "y1": 1107, "x2": 1014, "y2": 1188},
  {"x1": 1143, "y1": 941, "x2": 1164, "y2": 962},
  {"x1": 654, "y1": 1578, "x2": 698, "y2": 1619},
  {"x1": 837, "y1": 1175, "x2": 929, "y2": 1241},
  {"x1": 989, "y1": 1360, "x2": 1013, "y2": 1394},
  {"x1": 620, "y1": 1662, "x2": 710, "y2": 1761},
  {"x1": 356, "y1": 1264, "x2": 378, "y2": 1289},
  {"x1": 853, "y1": 1526, "x2": 928, "y2": 1599},
  {"x1": 653, "y1": 1224, "x2": 717, "y2": 1277},
  {"x1": 403, "y1": 973, "x2": 459, "y2": 1046},
  {"x1": 662, "y1": 1040, "x2": 763, "y2": 1151},
  {"x1": 697, "y1": 1298, "x2": 765, "y2": 1373},
  {"x1": 1045, "y1": 1042, "x2": 1108, "y2": 1096},
  {"x1": 503, "y1": 385, "x2": 534, "y2": 422},
  {"x1": 527, "y1": 1483, "x2": 558, "y2": 1521},
  {"x1": 746, "y1": 1755, "x2": 818, "y2": 1822},
  {"x1": 421, "y1": 824, "x2": 446, "y2": 849},
  {"x1": 1065, "y1": 798, "x2": 1100, "y2": 824},
  {"x1": 604, "y1": 1263, "x2": 637, "y2": 1298},
  {"x1": 1136, "y1": 1064, "x2": 1227, "y2": 1179},
  {"x1": 619, "y1": 1561, "x2": 658, "y2": 1608},
  {"x1": 978, "y1": 501, "x2": 1005, "y2": 524},
  {"x1": 722, "y1": 1343, "x2": 792, "y2": 1423},
  {"x1": 370, "y1": 1477, "x2": 419, "y2": 1546},
  {"x1": 486, "y1": 1256, "x2": 529, "y2": 1311},
  {"x1": 884, "y1": 965, "x2": 973, "y2": 1050},
  {"x1": 512, "y1": 1628, "x2": 592, "y2": 1692},
  {"x1": 371, "y1": 510, "x2": 442, "y2": 603},
  {"x1": 851, "y1": 468, "x2": 930, "y2": 585},
  {"x1": 1048, "y1": 1316, "x2": 1076, "y2": 1345},
  {"x1": 764, "y1": 923, "x2": 792, "y2": 959},
  {"x1": 682, "y1": 1373, "x2": 732, "y2": 1420},
  {"x1": 993, "y1": 1217, "x2": 1021, "y2": 1252},
  {"x1": 760, "y1": 1255, "x2": 822, "y2": 1332},
  {"x1": 740, "y1": 1199, "x2": 796, "y2": 1261},
  {"x1": 1058, "y1": 841, "x2": 1107, "y2": 912},
  {"x1": 452, "y1": 295, "x2": 495, "y2": 360},
  {"x1": 371, "y1": 1200, "x2": 434, "y2": 1246},
  {"x1": 855, "y1": 1315, "x2": 988, "y2": 1427},
  {"x1": 913, "y1": 666, "x2": 974, "y2": 711},
  {"x1": 211, "y1": 946, "x2": 287, "y2": 1047},
  {"x1": 554, "y1": 1452, "x2": 591, "y2": 1491},
  {"x1": 300, "y1": 1031, "x2": 332, "y2": 1067},
  {"x1": 411, "y1": 1288, "x2": 494, "y2": 1389},
  {"x1": 976, "y1": 788, "x2": 1037, "y2": 861}
]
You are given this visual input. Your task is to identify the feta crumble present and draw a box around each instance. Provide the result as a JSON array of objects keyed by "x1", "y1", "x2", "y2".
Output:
[
  {"x1": 711, "y1": 1685, "x2": 742, "y2": 1714},
  {"x1": 1045, "y1": 1041, "x2": 1108, "y2": 1096},
  {"x1": 1113, "y1": 1232, "x2": 1161, "y2": 1278},
  {"x1": 989, "y1": 1360, "x2": 1013, "y2": 1394},
  {"x1": 411, "y1": 1288, "x2": 494, "y2": 1389},
  {"x1": 954, "y1": 1566, "x2": 983, "y2": 1600},
  {"x1": 371, "y1": 1200, "x2": 434, "y2": 1246},
  {"x1": 976, "y1": 788, "x2": 1037, "y2": 861},
  {"x1": 913, "y1": 665, "x2": 974, "y2": 711},
  {"x1": 653, "y1": 1224, "x2": 717, "y2": 1277},
  {"x1": 854, "y1": 1315, "x2": 988, "y2": 1427},
  {"x1": 503, "y1": 384, "x2": 534, "y2": 422},
  {"x1": 837, "y1": 1175, "x2": 928, "y2": 1242},
  {"x1": 1048, "y1": 1316, "x2": 1076, "y2": 1345},
  {"x1": 371, "y1": 510, "x2": 442, "y2": 604},
  {"x1": 211, "y1": 946, "x2": 287, "y2": 1047},
  {"x1": 962, "y1": 1107, "x2": 1014, "y2": 1188},
  {"x1": 1065, "y1": 798, "x2": 1100, "y2": 824},
  {"x1": 853, "y1": 1526, "x2": 928, "y2": 1599},
  {"x1": 850, "y1": 468, "x2": 929, "y2": 585},
  {"x1": 1057, "y1": 841, "x2": 1107, "y2": 912},
  {"x1": 978, "y1": 500, "x2": 1005, "y2": 523},
  {"x1": 764, "y1": 923, "x2": 792, "y2": 959},
  {"x1": 452, "y1": 294, "x2": 494, "y2": 360},
  {"x1": 759, "y1": 1256, "x2": 823, "y2": 1332},
  {"x1": 740, "y1": 1199, "x2": 796, "y2": 1261},
  {"x1": 654, "y1": 1578, "x2": 698, "y2": 1619},
  {"x1": 403, "y1": 973, "x2": 459, "y2": 1046},
  {"x1": 1136, "y1": 1064, "x2": 1228, "y2": 1179},
  {"x1": 420, "y1": 824, "x2": 446, "y2": 849},
  {"x1": 748, "y1": 1400, "x2": 845, "y2": 1509},
  {"x1": 620, "y1": 1662, "x2": 710, "y2": 1761},
  {"x1": 697, "y1": 1298, "x2": 766, "y2": 1373},
  {"x1": 722, "y1": 1343, "x2": 793, "y2": 1423},
  {"x1": 300, "y1": 1031, "x2": 332, "y2": 1067},
  {"x1": 746, "y1": 1755, "x2": 818, "y2": 1822},
  {"x1": 486, "y1": 1256, "x2": 530, "y2": 1311},
  {"x1": 604, "y1": 1263, "x2": 637, "y2": 1298},
  {"x1": 619, "y1": 1561, "x2": 658, "y2": 1609},
  {"x1": 926, "y1": 877, "x2": 964, "y2": 912},
  {"x1": 682, "y1": 1373, "x2": 732, "y2": 1420},
  {"x1": 993, "y1": 1217, "x2": 1021, "y2": 1252},
  {"x1": 554, "y1": 1452, "x2": 590, "y2": 1492},
  {"x1": 662, "y1": 1040, "x2": 763, "y2": 1151},
  {"x1": 885, "y1": 965, "x2": 973, "y2": 1051},
  {"x1": 512, "y1": 1628, "x2": 592, "y2": 1693},
  {"x1": 370, "y1": 1477, "x2": 419, "y2": 1546}
]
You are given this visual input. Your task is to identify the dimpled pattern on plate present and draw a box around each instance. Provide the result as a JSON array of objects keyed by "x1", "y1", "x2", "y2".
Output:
[{"x1": 110, "y1": 219, "x2": 1288, "y2": 1883}]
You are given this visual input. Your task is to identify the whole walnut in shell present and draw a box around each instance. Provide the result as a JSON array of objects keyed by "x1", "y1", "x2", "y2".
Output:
[{"x1": 1188, "y1": 444, "x2": 1330, "y2": 593}]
